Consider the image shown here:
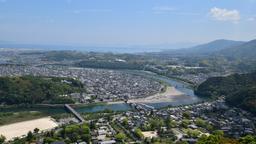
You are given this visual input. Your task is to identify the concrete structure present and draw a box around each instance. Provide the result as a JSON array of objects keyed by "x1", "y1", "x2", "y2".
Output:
[{"x1": 64, "y1": 104, "x2": 85, "y2": 123}]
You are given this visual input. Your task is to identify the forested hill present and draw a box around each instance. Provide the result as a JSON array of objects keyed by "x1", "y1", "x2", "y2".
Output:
[
  {"x1": 219, "y1": 39, "x2": 256, "y2": 60},
  {"x1": 195, "y1": 72, "x2": 256, "y2": 113},
  {"x1": 0, "y1": 76, "x2": 84, "y2": 105},
  {"x1": 183, "y1": 39, "x2": 244, "y2": 54}
]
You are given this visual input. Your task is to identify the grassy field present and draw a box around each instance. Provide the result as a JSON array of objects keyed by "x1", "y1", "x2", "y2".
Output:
[{"x1": 0, "y1": 111, "x2": 47, "y2": 125}]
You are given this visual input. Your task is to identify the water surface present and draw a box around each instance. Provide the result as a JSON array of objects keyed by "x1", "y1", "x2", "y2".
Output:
[{"x1": 2, "y1": 71, "x2": 200, "y2": 113}]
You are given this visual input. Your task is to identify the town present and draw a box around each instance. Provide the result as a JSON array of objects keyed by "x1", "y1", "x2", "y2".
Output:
[
  {"x1": 77, "y1": 98, "x2": 255, "y2": 143},
  {"x1": 9, "y1": 97, "x2": 254, "y2": 144},
  {"x1": 1, "y1": 0, "x2": 256, "y2": 143},
  {"x1": 0, "y1": 65, "x2": 163, "y2": 102}
]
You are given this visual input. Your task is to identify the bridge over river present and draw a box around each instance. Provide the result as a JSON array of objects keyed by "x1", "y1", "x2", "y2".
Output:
[
  {"x1": 3, "y1": 72, "x2": 200, "y2": 114},
  {"x1": 64, "y1": 104, "x2": 85, "y2": 123}
]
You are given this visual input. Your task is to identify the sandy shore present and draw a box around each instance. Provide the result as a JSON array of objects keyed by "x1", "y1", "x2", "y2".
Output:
[
  {"x1": 0, "y1": 117, "x2": 58, "y2": 141},
  {"x1": 128, "y1": 86, "x2": 186, "y2": 103},
  {"x1": 108, "y1": 86, "x2": 186, "y2": 104}
]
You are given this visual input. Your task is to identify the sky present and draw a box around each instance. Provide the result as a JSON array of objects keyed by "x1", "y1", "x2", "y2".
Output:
[{"x1": 0, "y1": 0, "x2": 255, "y2": 47}]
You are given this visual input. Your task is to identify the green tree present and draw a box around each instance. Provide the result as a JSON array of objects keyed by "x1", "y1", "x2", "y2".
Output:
[
  {"x1": 65, "y1": 124, "x2": 80, "y2": 135},
  {"x1": 213, "y1": 130, "x2": 224, "y2": 136},
  {"x1": 43, "y1": 137, "x2": 58, "y2": 143},
  {"x1": 115, "y1": 132, "x2": 126, "y2": 142},
  {"x1": 81, "y1": 134, "x2": 91, "y2": 143},
  {"x1": 11, "y1": 137, "x2": 26, "y2": 144},
  {"x1": 182, "y1": 111, "x2": 191, "y2": 119},
  {"x1": 69, "y1": 133, "x2": 79, "y2": 142},
  {"x1": 34, "y1": 128, "x2": 40, "y2": 134},
  {"x1": 195, "y1": 118, "x2": 205, "y2": 126},
  {"x1": 134, "y1": 128, "x2": 144, "y2": 139},
  {"x1": 26, "y1": 131, "x2": 33, "y2": 142},
  {"x1": 239, "y1": 135, "x2": 256, "y2": 144},
  {"x1": 0, "y1": 76, "x2": 82, "y2": 105},
  {"x1": 122, "y1": 117, "x2": 129, "y2": 127},
  {"x1": 149, "y1": 118, "x2": 164, "y2": 130},
  {"x1": 176, "y1": 141, "x2": 188, "y2": 144},
  {"x1": 81, "y1": 123, "x2": 90, "y2": 134},
  {"x1": 197, "y1": 134, "x2": 219, "y2": 144},
  {"x1": 0, "y1": 135, "x2": 6, "y2": 144},
  {"x1": 170, "y1": 120, "x2": 178, "y2": 128},
  {"x1": 166, "y1": 118, "x2": 177, "y2": 129},
  {"x1": 186, "y1": 129, "x2": 200, "y2": 138},
  {"x1": 195, "y1": 72, "x2": 256, "y2": 114},
  {"x1": 181, "y1": 119, "x2": 190, "y2": 128},
  {"x1": 196, "y1": 131, "x2": 239, "y2": 144}
]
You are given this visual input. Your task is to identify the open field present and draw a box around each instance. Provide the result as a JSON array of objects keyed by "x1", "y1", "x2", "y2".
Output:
[
  {"x1": 0, "y1": 111, "x2": 47, "y2": 126},
  {"x1": 0, "y1": 117, "x2": 58, "y2": 141},
  {"x1": 142, "y1": 131, "x2": 158, "y2": 138}
]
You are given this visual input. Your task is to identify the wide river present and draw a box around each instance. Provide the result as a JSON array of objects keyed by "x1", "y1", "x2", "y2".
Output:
[{"x1": 1, "y1": 70, "x2": 201, "y2": 114}]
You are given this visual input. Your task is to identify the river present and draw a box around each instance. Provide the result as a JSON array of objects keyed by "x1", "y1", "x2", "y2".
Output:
[
  {"x1": 75, "y1": 70, "x2": 201, "y2": 112},
  {"x1": 1, "y1": 70, "x2": 201, "y2": 114}
]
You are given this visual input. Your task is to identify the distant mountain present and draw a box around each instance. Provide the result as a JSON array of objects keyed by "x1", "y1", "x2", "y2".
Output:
[
  {"x1": 160, "y1": 39, "x2": 245, "y2": 56},
  {"x1": 183, "y1": 39, "x2": 245, "y2": 54},
  {"x1": 219, "y1": 39, "x2": 256, "y2": 59}
]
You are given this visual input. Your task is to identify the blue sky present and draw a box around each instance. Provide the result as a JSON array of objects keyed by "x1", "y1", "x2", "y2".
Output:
[{"x1": 0, "y1": 0, "x2": 255, "y2": 47}]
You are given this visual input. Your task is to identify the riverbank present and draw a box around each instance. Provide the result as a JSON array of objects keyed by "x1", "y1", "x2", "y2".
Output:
[
  {"x1": 0, "y1": 117, "x2": 58, "y2": 141},
  {"x1": 0, "y1": 111, "x2": 48, "y2": 126},
  {"x1": 108, "y1": 86, "x2": 187, "y2": 104},
  {"x1": 128, "y1": 86, "x2": 187, "y2": 103},
  {"x1": 124, "y1": 70, "x2": 196, "y2": 87},
  {"x1": 0, "y1": 102, "x2": 107, "y2": 112},
  {"x1": 1, "y1": 72, "x2": 200, "y2": 116}
]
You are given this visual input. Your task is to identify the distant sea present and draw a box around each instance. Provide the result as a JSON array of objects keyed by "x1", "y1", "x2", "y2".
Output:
[
  {"x1": 62, "y1": 46, "x2": 163, "y2": 53},
  {"x1": 0, "y1": 42, "x2": 196, "y2": 54},
  {"x1": 0, "y1": 45, "x2": 164, "y2": 54}
]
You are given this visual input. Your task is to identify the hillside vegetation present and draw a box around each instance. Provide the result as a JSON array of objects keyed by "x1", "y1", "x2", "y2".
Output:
[
  {"x1": 183, "y1": 39, "x2": 244, "y2": 54},
  {"x1": 0, "y1": 76, "x2": 84, "y2": 105},
  {"x1": 195, "y1": 72, "x2": 256, "y2": 113},
  {"x1": 219, "y1": 39, "x2": 256, "y2": 60}
]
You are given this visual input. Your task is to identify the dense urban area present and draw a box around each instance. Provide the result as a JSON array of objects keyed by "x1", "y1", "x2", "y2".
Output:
[
  {"x1": 1, "y1": 0, "x2": 256, "y2": 143},
  {"x1": 0, "y1": 38, "x2": 256, "y2": 144}
]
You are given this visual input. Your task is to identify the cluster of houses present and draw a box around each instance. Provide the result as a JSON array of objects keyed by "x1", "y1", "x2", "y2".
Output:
[
  {"x1": 106, "y1": 98, "x2": 256, "y2": 143},
  {"x1": 91, "y1": 118, "x2": 116, "y2": 144},
  {"x1": 166, "y1": 99, "x2": 255, "y2": 140},
  {"x1": 0, "y1": 65, "x2": 163, "y2": 102},
  {"x1": 146, "y1": 63, "x2": 227, "y2": 85}
]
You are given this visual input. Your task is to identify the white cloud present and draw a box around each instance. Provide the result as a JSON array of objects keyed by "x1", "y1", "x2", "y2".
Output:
[{"x1": 210, "y1": 7, "x2": 240, "y2": 22}]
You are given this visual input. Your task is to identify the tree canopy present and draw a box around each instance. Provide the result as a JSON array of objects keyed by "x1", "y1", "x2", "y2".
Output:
[
  {"x1": 195, "y1": 72, "x2": 256, "y2": 113},
  {"x1": 0, "y1": 76, "x2": 84, "y2": 105}
]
